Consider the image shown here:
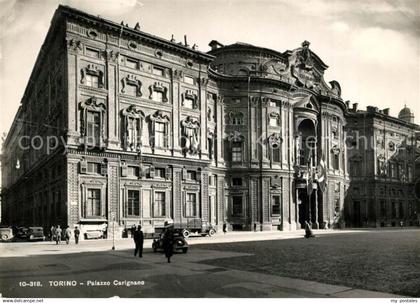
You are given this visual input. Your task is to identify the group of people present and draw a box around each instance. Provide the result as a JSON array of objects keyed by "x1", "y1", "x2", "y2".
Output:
[{"x1": 50, "y1": 225, "x2": 80, "y2": 244}]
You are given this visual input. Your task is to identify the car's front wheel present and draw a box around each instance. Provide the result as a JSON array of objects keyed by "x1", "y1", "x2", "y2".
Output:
[
  {"x1": 152, "y1": 242, "x2": 157, "y2": 252},
  {"x1": 208, "y1": 229, "x2": 216, "y2": 237},
  {"x1": 1, "y1": 234, "x2": 8, "y2": 241},
  {"x1": 182, "y1": 247, "x2": 188, "y2": 253},
  {"x1": 182, "y1": 229, "x2": 190, "y2": 238}
]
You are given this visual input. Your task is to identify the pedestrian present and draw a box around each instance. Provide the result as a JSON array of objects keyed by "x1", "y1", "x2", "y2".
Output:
[
  {"x1": 50, "y1": 225, "x2": 56, "y2": 242},
  {"x1": 163, "y1": 226, "x2": 174, "y2": 263},
  {"x1": 253, "y1": 222, "x2": 257, "y2": 232},
  {"x1": 102, "y1": 223, "x2": 108, "y2": 239},
  {"x1": 65, "y1": 226, "x2": 72, "y2": 244},
  {"x1": 223, "y1": 222, "x2": 227, "y2": 234},
  {"x1": 400, "y1": 221, "x2": 404, "y2": 228},
  {"x1": 74, "y1": 226, "x2": 80, "y2": 244},
  {"x1": 304, "y1": 221, "x2": 315, "y2": 238},
  {"x1": 55, "y1": 225, "x2": 62, "y2": 244},
  {"x1": 133, "y1": 225, "x2": 144, "y2": 258}
]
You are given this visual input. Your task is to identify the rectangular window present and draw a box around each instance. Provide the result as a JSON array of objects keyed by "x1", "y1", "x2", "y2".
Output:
[
  {"x1": 333, "y1": 154, "x2": 339, "y2": 170},
  {"x1": 125, "y1": 83, "x2": 138, "y2": 96},
  {"x1": 154, "y1": 191, "x2": 166, "y2": 217},
  {"x1": 85, "y1": 47, "x2": 100, "y2": 58},
  {"x1": 185, "y1": 193, "x2": 197, "y2": 217},
  {"x1": 155, "y1": 122, "x2": 166, "y2": 147},
  {"x1": 184, "y1": 75, "x2": 195, "y2": 85},
  {"x1": 187, "y1": 170, "x2": 196, "y2": 180},
  {"x1": 232, "y1": 142, "x2": 242, "y2": 162},
  {"x1": 86, "y1": 111, "x2": 101, "y2": 146},
  {"x1": 269, "y1": 117, "x2": 279, "y2": 127},
  {"x1": 232, "y1": 178, "x2": 242, "y2": 186},
  {"x1": 126, "y1": 58, "x2": 139, "y2": 69},
  {"x1": 86, "y1": 189, "x2": 101, "y2": 217},
  {"x1": 153, "y1": 67, "x2": 163, "y2": 76},
  {"x1": 152, "y1": 90, "x2": 164, "y2": 102},
  {"x1": 183, "y1": 98, "x2": 194, "y2": 109},
  {"x1": 155, "y1": 168, "x2": 165, "y2": 178},
  {"x1": 85, "y1": 74, "x2": 99, "y2": 88},
  {"x1": 398, "y1": 202, "x2": 404, "y2": 219},
  {"x1": 127, "y1": 190, "x2": 140, "y2": 216},
  {"x1": 87, "y1": 162, "x2": 101, "y2": 174},
  {"x1": 391, "y1": 201, "x2": 397, "y2": 218},
  {"x1": 127, "y1": 166, "x2": 140, "y2": 177},
  {"x1": 272, "y1": 195, "x2": 281, "y2": 215},
  {"x1": 232, "y1": 196, "x2": 243, "y2": 217},
  {"x1": 380, "y1": 199, "x2": 386, "y2": 217},
  {"x1": 126, "y1": 117, "x2": 140, "y2": 151},
  {"x1": 272, "y1": 148, "x2": 280, "y2": 163}
]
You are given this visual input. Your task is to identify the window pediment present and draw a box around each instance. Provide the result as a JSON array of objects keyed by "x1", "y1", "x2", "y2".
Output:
[
  {"x1": 79, "y1": 96, "x2": 106, "y2": 111},
  {"x1": 149, "y1": 82, "x2": 168, "y2": 102},
  {"x1": 81, "y1": 64, "x2": 104, "y2": 88},
  {"x1": 181, "y1": 89, "x2": 198, "y2": 109},
  {"x1": 121, "y1": 74, "x2": 142, "y2": 97}
]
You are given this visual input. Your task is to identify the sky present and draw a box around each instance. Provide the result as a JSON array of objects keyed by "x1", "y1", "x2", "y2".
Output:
[{"x1": 0, "y1": 0, "x2": 419, "y2": 139}]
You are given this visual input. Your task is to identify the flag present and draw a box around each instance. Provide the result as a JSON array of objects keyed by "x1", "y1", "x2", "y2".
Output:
[{"x1": 317, "y1": 154, "x2": 327, "y2": 192}]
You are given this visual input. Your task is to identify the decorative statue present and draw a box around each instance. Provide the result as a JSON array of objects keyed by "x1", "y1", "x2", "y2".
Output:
[{"x1": 181, "y1": 116, "x2": 200, "y2": 154}]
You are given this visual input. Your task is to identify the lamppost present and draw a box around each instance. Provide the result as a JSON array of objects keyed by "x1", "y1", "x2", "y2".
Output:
[{"x1": 111, "y1": 214, "x2": 115, "y2": 250}]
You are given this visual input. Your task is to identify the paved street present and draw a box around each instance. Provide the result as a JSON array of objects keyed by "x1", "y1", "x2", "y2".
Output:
[{"x1": 0, "y1": 229, "x2": 417, "y2": 298}]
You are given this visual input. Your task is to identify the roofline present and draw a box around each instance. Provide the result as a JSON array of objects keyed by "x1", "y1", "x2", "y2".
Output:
[
  {"x1": 58, "y1": 5, "x2": 215, "y2": 62},
  {"x1": 208, "y1": 43, "x2": 286, "y2": 60},
  {"x1": 346, "y1": 110, "x2": 420, "y2": 129}
]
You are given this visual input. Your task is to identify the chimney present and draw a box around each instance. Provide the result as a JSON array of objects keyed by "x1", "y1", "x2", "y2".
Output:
[
  {"x1": 184, "y1": 35, "x2": 189, "y2": 47},
  {"x1": 352, "y1": 103, "x2": 358, "y2": 111},
  {"x1": 383, "y1": 108, "x2": 390, "y2": 115},
  {"x1": 345, "y1": 100, "x2": 350, "y2": 108}
]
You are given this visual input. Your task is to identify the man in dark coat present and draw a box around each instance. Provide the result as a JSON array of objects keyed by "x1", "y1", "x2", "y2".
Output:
[
  {"x1": 133, "y1": 225, "x2": 144, "y2": 258},
  {"x1": 163, "y1": 227, "x2": 174, "y2": 263},
  {"x1": 74, "y1": 226, "x2": 80, "y2": 244},
  {"x1": 304, "y1": 221, "x2": 315, "y2": 238}
]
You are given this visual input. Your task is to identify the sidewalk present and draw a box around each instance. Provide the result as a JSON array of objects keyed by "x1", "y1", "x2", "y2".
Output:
[{"x1": 0, "y1": 228, "x2": 367, "y2": 257}]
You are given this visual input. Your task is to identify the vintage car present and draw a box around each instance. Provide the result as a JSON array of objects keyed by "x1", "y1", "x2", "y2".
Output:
[
  {"x1": 152, "y1": 228, "x2": 188, "y2": 254},
  {"x1": 173, "y1": 219, "x2": 216, "y2": 238},
  {"x1": 84, "y1": 229, "x2": 103, "y2": 240},
  {"x1": 0, "y1": 226, "x2": 14, "y2": 241},
  {"x1": 14, "y1": 227, "x2": 29, "y2": 240},
  {"x1": 27, "y1": 227, "x2": 45, "y2": 241}
]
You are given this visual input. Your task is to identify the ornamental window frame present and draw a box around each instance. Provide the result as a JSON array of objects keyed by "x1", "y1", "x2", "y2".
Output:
[
  {"x1": 80, "y1": 64, "x2": 104, "y2": 88},
  {"x1": 121, "y1": 105, "x2": 145, "y2": 152},
  {"x1": 79, "y1": 97, "x2": 107, "y2": 148},
  {"x1": 149, "y1": 110, "x2": 170, "y2": 149},
  {"x1": 229, "y1": 112, "x2": 244, "y2": 125},
  {"x1": 121, "y1": 74, "x2": 142, "y2": 97},
  {"x1": 149, "y1": 82, "x2": 169, "y2": 102},
  {"x1": 268, "y1": 112, "x2": 280, "y2": 127},
  {"x1": 181, "y1": 89, "x2": 198, "y2": 109}
]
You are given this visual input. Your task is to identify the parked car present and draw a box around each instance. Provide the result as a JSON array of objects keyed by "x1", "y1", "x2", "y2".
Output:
[
  {"x1": 27, "y1": 227, "x2": 45, "y2": 241},
  {"x1": 0, "y1": 226, "x2": 14, "y2": 241},
  {"x1": 14, "y1": 227, "x2": 29, "y2": 240},
  {"x1": 84, "y1": 229, "x2": 103, "y2": 240},
  {"x1": 152, "y1": 228, "x2": 188, "y2": 254},
  {"x1": 173, "y1": 219, "x2": 216, "y2": 238}
]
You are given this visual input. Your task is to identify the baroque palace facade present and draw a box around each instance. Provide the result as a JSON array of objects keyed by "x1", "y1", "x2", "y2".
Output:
[{"x1": 1, "y1": 5, "x2": 419, "y2": 235}]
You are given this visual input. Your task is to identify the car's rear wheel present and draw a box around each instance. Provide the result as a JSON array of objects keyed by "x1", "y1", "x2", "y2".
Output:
[
  {"x1": 182, "y1": 229, "x2": 190, "y2": 238},
  {"x1": 208, "y1": 229, "x2": 216, "y2": 237}
]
